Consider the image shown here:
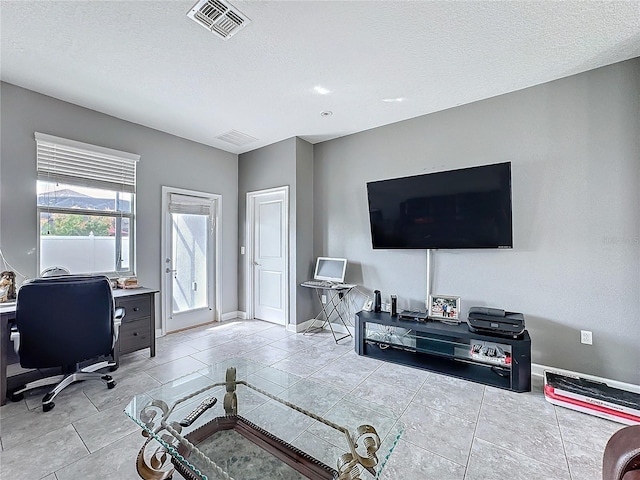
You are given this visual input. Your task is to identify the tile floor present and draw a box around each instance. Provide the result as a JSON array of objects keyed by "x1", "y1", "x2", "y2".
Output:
[{"x1": 0, "y1": 319, "x2": 624, "y2": 480}]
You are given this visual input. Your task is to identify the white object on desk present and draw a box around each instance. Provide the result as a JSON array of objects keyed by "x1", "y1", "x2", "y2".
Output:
[
  {"x1": 40, "y1": 266, "x2": 71, "y2": 277},
  {"x1": 301, "y1": 280, "x2": 333, "y2": 288},
  {"x1": 331, "y1": 283, "x2": 356, "y2": 289},
  {"x1": 301, "y1": 280, "x2": 356, "y2": 290},
  {"x1": 312, "y1": 257, "x2": 347, "y2": 283}
]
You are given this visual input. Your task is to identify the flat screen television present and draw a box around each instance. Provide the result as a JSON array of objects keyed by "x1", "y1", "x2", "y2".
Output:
[{"x1": 366, "y1": 162, "x2": 513, "y2": 249}]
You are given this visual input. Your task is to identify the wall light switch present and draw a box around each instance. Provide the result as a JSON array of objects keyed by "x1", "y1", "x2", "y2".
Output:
[{"x1": 240, "y1": 246, "x2": 245, "y2": 255}]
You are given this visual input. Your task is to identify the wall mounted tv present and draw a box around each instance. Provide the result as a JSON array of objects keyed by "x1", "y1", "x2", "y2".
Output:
[{"x1": 366, "y1": 162, "x2": 513, "y2": 249}]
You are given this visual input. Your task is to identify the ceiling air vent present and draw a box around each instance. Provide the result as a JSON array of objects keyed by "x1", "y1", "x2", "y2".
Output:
[
  {"x1": 216, "y1": 130, "x2": 258, "y2": 147},
  {"x1": 187, "y1": 0, "x2": 251, "y2": 40}
]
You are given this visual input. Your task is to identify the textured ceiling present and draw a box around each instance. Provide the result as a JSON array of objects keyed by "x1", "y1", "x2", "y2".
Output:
[{"x1": 1, "y1": 1, "x2": 639, "y2": 154}]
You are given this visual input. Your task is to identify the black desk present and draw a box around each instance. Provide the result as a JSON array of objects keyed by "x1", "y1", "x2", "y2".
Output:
[
  {"x1": 0, "y1": 288, "x2": 157, "y2": 406},
  {"x1": 0, "y1": 304, "x2": 14, "y2": 406}
]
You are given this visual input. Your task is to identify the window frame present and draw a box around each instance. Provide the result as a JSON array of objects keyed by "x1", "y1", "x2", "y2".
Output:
[
  {"x1": 37, "y1": 194, "x2": 136, "y2": 278},
  {"x1": 35, "y1": 133, "x2": 139, "y2": 278}
]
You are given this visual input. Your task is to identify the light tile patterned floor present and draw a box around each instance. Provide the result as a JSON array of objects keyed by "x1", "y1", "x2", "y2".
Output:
[{"x1": 0, "y1": 319, "x2": 624, "y2": 480}]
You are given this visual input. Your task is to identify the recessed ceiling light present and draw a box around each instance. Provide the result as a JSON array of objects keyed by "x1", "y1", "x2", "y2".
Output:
[
  {"x1": 320, "y1": 111, "x2": 333, "y2": 117},
  {"x1": 314, "y1": 86, "x2": 331, "y2": 95},
  {"x1": 382, "y1": 97, "x2": 405, "y2": 102}
]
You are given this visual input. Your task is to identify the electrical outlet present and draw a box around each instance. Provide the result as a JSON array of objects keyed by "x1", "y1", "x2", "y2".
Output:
[
  {"x1": 580, "y1": 330, "x2": 593, "y2": 345},
  {"x1": 381, "y1": 303, "x2": 391, "y2": 312},
  {"x1": 321, "y1": 294, "x2": 327, "y2": 304}
]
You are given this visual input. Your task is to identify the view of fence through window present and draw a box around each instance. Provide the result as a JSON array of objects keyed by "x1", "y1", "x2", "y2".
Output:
[{"x1": 37, "y1": 181, "x2": 133, "y2": 275}]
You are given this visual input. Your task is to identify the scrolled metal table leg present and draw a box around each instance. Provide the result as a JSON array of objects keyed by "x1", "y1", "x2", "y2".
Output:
[
  {"x1": 136, "y1": 435, "x2": 175, "y2": 480},
  {"x1": 337, "y1": 424, "x2": 381, "y2": 480}
]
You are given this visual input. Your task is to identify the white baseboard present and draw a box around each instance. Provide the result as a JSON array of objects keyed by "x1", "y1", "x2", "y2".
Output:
[
  {"x1": 325, "y1": 322, "x2": 354, "y2": 336},
  {"x1": 531, "y1": 363, "x2": 640, "y2": 394},
  {"x1": 287, "y1": 319, "x2": 313, "y2": 333},
  {"x1": 287, "y1": 319, "x2": 355, "y2": 335},
  {"x1": 155, "y1": 328, "x2": 163, "y2": 338},
  {"x1": 221, "y1": 311, "x2": 246, "y2": 321}
]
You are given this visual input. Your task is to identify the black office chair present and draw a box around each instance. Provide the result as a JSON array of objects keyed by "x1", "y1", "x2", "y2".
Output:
[{"x1": 10, "y1": 275, "x2": 124, "y2": 411}]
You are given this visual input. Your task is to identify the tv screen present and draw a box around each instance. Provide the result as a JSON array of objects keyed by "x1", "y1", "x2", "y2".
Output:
[{"x1": 366, "y1": 162, "x2": 513, "y2": 249}]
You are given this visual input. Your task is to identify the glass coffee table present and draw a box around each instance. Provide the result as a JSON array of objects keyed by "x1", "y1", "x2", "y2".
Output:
[{"x1": 125, "y1": 358, "x2": 404, "y2": 480}]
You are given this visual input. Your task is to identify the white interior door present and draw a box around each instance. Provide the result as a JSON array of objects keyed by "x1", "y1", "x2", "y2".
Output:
[
  {"x1": 162, "y1": 188, "x2": 220, "y2": 333},
  {"x1": 248, "y1": 187, "x2": 288, "y2": 325}
]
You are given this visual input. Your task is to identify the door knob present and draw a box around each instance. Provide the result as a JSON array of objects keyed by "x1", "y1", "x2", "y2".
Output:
[
  {"x1": 253, "y1": 261, "x2": 261, "y2": 266},
  {"x1": 165, "y1": 268, "x2": 177, "y2": 274}
]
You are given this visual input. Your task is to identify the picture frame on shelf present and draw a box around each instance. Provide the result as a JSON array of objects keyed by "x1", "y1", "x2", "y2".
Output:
[
  {"x1": 428, "y1": 294, "x2": 461, "y2": 323},
  {"x1": 362, "y1": 298, "x2": 373, "y2": 311}
]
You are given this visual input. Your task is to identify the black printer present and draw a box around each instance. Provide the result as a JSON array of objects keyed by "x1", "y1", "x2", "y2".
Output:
[{"x1": 467, "y1": 307, "x2": 525, "y2": 338}]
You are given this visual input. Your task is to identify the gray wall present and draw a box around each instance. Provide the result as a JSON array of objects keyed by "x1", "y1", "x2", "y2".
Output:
[
  {"x1": 313, "y1": 58, "x2": 640, "y2": 384},
  {"x1": 238, "y1": 137, "x2": 315, "y2": 325},
  {"x1": 3, "y1": 57, "x2": 638, "y2": 384},
  {"x1": 294, "y1": 138, "x2": 316, "y2": 324},
  {"x1": 0, "y1": 82, "x2": 239, "y2": 326}
]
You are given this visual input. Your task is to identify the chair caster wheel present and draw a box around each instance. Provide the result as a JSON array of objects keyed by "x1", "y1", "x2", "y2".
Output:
[
  {"x1": 109, "y1": 365, "x2": 119, "y2": 372},
  {"x1": 101, "y1": 374, "x2": 116, "y2": 389},
  {"x1": 10, "y1": 391, "x2": 24, "y2": 402},
  {"x1": 43, "y1": 402, "x2": 55, "y2": 412}
]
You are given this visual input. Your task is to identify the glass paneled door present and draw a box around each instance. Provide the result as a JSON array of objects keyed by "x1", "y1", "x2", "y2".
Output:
[{"x1": 163, "y1": 189, "x2": 220, "y2": 333}]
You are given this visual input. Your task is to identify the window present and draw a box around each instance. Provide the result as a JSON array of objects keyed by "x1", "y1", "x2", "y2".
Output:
[{"x1": 35, "y1": 133, "x2": 139, "y2": 277}]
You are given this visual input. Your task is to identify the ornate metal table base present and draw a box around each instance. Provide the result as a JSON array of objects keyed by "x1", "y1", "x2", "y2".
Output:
[{"x1": 135, "y1": 366, "x2": 382, "y2": 480}]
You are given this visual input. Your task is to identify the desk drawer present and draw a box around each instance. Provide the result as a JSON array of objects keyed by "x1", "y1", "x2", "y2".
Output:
[
  {"x1": 119, "y1": 317, "x2": 151, "y2": 354},
  {"x1": 116, "y1": 295, "x2": 151, "y2": 322}
]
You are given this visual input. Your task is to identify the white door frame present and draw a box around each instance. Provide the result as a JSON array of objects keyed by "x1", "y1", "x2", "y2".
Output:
[
  {"x1": 245, "y1": 186, "x2": 289, "y2": 326},
  {"x1": 161, "y1": 186, "x2": 222, "y2": 335}
]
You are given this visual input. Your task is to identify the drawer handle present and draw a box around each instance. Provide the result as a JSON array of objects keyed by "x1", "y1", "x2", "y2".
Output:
[
  {"x1": 133, "y1": 332, "x2": 138, "y2": 336},
  {"x1": 133, "y1": 307, "x2": 140, "y2": 312}
]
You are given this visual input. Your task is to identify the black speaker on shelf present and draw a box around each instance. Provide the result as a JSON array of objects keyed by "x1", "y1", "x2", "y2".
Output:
[{"x1": 373, "y1": 290, "x2": 381, "y2": 313}]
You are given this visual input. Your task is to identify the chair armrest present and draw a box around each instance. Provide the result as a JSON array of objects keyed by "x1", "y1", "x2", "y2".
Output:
[
  {"x1": 10, "y1": 328, "x2": 20, "y2": 354},
  {"x1": 113, "y1": 307, "x2": 125, "y2": 344},
  {"x1": 114, "y1": 306, "x2": 125, "y2": 324}
]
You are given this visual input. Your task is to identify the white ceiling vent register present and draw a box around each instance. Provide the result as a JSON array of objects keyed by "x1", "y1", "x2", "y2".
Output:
[
  {"x1": 216, "y1": 130, "x2": 258, "y2": 146},
  {"x1": 187, "y1": 0, "x2": 251, "y2": 40}
]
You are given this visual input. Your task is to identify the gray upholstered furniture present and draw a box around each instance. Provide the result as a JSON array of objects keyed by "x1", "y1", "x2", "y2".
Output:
[{"x1": 603, "y1": 425, "x2": 640, "y2": 480}]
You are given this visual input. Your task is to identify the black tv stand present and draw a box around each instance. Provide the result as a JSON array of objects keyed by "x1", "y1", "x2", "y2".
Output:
[{"x1": 355, "y1": 311, "x2": 531, "y2": 392}]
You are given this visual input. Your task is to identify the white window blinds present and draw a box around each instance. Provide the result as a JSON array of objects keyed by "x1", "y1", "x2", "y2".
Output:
[
  {"x1": 168, "y1": 193, "x2": 214, "y2": 215},
  {"x1": 35, "y1": 132, "x2": 140, "y2": 193}
]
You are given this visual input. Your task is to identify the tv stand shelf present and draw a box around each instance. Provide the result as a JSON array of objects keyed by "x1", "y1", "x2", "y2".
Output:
[{"x1": 355, "y1": 311, "x2": 531, "y2": 392}]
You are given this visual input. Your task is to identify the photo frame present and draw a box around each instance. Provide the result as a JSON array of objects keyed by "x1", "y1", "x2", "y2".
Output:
[
  {"x1": 362, "y1": 298, "x2": 373, "y2": 311},
  {"x1": 428, "y1": 294, "x2": 461, "y2": 322}
]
